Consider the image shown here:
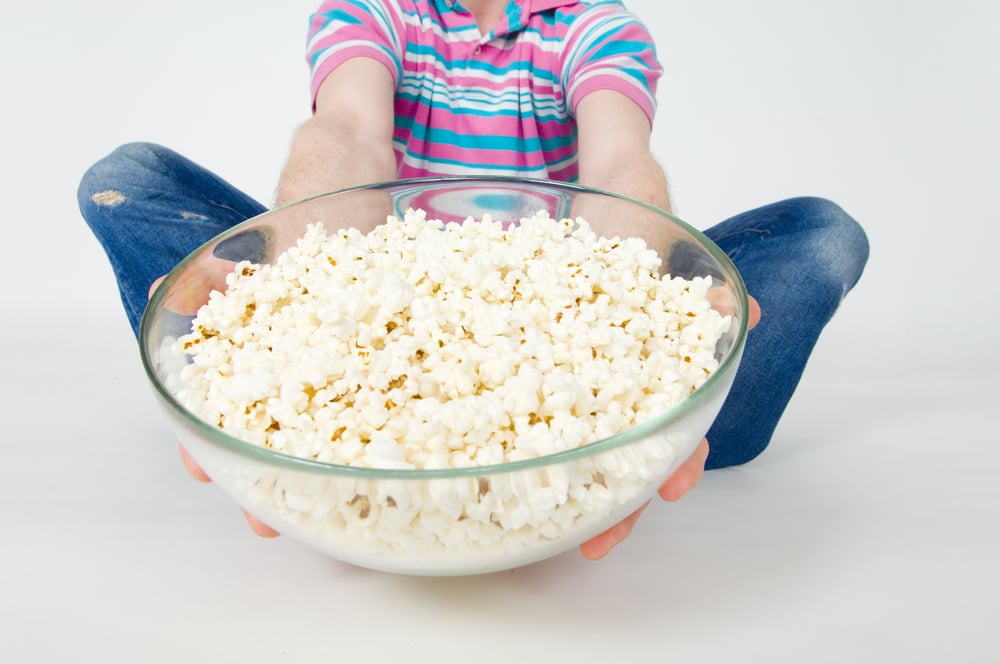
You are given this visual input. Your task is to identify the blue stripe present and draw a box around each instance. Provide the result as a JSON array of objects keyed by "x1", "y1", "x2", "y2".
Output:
[
  {"x1": 401, "y1": 152, "x2": 547, "y2": 174},
  {"x1": 306, "y1": 0, "x2": 658, "y2": 180},
  {"x1": 394, "y1": 121, "x2": 576, "y2": 153},
  {"x1": 402, "y1": 51, "x2": 561, "y2": 84},
  {"x1": 309, "y1": 0, "x2": 398, "y2": 67},
  {"x1": 587, "y1": 38, "x2": 652, "y2": 60},
  {"x1": 395, "y1": 92, "x2": 568, "y2": 121}
]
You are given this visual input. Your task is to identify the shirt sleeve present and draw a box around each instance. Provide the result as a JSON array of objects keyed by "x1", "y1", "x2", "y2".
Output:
[
  {"x1": 306, "y1": 0, "x2": 404, "y2": 108},
  {"x1": 560, "y1": 4, "x2": 663, "y2": 126}
]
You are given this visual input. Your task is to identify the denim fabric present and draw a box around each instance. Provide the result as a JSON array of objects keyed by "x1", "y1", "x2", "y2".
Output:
[
  {"x1": 77, "y1": 143, "x2": 267, "y2": 331},
  {"x1": 78, "y1": 142, "x2": 869, "y2": 469},
  {"x1": 702, "y1": 197, "x2": 869, "y2": 468}
]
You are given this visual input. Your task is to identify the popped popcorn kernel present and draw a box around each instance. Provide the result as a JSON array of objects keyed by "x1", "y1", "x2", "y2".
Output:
[{"x1": 171, "y1": 208, "x2": 733, "y2": 566}]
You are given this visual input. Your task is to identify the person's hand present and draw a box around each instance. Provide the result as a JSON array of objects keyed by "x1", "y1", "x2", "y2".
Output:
[
  {"x1": 147, "y1": 253, "x2": 237, "y2": 317},
  {"x1": 147, "y1": 276, "x2": 280, "y2": 537},
  {"x1": 184, "y1": 439, "x2": 711, "y2": 546},
  {"x1": 163, "y1": 279, "x2": 761, "y2": 548},
  {"x1": 177, "y1": 437, "x2": 709, "y2": 547},
  {"x1": 578, "y1": 293, "x2": 761, "y2": 560},
  {"x1": 178, "y1": 443, "x2": 280, "y2": 537},
  {"x1": 578, "y1": 438, "x2": 708, "y2": 560}
]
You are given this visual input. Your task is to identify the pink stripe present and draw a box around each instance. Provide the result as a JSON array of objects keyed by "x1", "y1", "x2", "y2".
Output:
[
  {"x1": 529, "y1": 0, "x2": 578, "y2": 11},
  {"x1": 395, "y1": 100, "x2": 573, "y2": 134},
  {"x1": 311, "y1": 47, "x2": 399, "y2": 109},
  {"x1": 401, "y1": 139, "x2": 550, "y2": 169},
  {"x1": 570, "y1": 75, "x2": 657, "y2": 127},
  {"x1": 306, "y1": 0, "x2": 661, "y2": 181}
]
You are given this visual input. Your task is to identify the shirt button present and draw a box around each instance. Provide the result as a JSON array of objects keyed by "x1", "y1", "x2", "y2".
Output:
[
  {"x1": 474, "y1": 45, "x2": 482, "y2": 55},
  {"x1": 444, "y1": 0, "x2": 453, "y2": 6}
]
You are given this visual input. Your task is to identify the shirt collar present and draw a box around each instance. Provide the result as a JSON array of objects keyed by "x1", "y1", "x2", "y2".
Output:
[
  {"x1": 527, "y1": 0, "x2": 578, "y2": 11},
  {"x1": 434, "y1": 0, "x2": 577, "y2": 12},
  {"x1": 502, "y1": 0, "x2": 577, "y2": 35},
  {"x1": 433, "y1": 0, "x2": 578, "y2": 38}
]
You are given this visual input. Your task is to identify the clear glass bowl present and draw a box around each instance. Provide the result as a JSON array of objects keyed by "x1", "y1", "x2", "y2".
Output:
[{"x1": 140, "y1": 177, "x2": 748, "y2": 576}]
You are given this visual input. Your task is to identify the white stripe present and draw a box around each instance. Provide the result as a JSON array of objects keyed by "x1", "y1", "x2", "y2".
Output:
[
  {"x1": 397, "y1": 80, "x2": 567, "y2": 114},
  {"x1": 566, "y1": 68, "x2": 656, "y2": 108},
  {"x1": 560, "y1": 7, "x2": 636, "y2": 86},
  {"x1": 399, "y1": 8, "x2": 479, "y2": 41},
  {"x1": 308, "y1": 1, "x2": 403, "y2": 66},
  {"x1": 398, "y1": 154, "x2": 551, "y2": 178},
  {"x1": 400, "y1": 50, "x2": 567, "y2": 91},
  {"x1": 312, "y1": 38, "x2": 398, "y2": 75}
]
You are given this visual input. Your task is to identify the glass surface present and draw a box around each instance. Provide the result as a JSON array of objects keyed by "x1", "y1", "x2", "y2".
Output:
[{"x1": 140, "y1": 177, "x2": 748, "y2": 575}]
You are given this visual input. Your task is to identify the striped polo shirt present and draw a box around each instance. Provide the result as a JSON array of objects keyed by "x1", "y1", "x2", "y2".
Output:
[{"x1": 306, "y1": 0, "x2": 662, "y2": 181}]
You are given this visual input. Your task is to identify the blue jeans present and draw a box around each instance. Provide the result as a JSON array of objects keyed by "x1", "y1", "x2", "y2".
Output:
[{"x1": 78, "y1": 142, "x2": 869, "y2": 469}]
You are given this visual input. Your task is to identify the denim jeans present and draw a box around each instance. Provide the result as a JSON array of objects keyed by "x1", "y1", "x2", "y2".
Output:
[{"x1": 78, "y1": 142, "x2": 869, "y2": 469}]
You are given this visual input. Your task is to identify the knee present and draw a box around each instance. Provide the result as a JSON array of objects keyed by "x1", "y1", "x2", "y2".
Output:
[
  {"x1": 783, "y1": 196, "x2": 870, "y2": 295},
  {"x1": 78, "y1": 142, "x2": 169, "y2": 229},
  {"x1": 704, "y1": 440, "x2": 768, "y2": 470},
  {"x1": 78, "y1": 142, "x2": 172, "y2": 198}
]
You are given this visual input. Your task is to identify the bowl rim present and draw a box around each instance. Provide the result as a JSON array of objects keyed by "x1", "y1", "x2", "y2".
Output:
[{"x1": 139, "y1": 175, "x2": 749, "y2": 479}]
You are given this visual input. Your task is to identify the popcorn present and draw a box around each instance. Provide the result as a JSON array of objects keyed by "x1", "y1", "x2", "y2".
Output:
[{"x1": 171, "y1": 208, "x2": 732, "y2": 570}]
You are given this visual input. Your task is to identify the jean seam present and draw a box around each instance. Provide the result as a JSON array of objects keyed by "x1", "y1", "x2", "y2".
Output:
[{"x1": 711, "y1": 227, "x2": 771, "y2": 243}]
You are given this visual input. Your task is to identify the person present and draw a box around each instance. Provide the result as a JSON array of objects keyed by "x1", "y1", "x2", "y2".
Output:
[{"x1": 78, "y1": 0, "x2": 868, "y2": 561}]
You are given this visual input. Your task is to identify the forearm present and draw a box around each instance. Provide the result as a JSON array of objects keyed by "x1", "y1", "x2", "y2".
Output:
[
  {"x1": 578, "y1": 148, "x2": 672, "y2": 214},
  {"x1": 575, "y1": 148, "x2": 680, "y2": 259},
  {"x1": 275, "y1": 56, "x2": 397, "y2": 207},
  {"x1": 275, "y1": 115, "x2": 397, "y2": 207},
  {"x1": 573, "y1": 90, "x2": 680, "y2": 256}
]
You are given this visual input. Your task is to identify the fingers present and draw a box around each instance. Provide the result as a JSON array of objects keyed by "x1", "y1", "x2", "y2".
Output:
[
  {"x1": 149, "y1": 275, "x2": 167, "y2": 299},
  {"x1": 658, "y1": 438, "x2": 709, "y2": 502},
  {"x1": 193, "y1": 446, "x2": 704, "y2": 547},
  {"x1": 747, "y1": 294, "x2": 762, "y2": 329},
  {"x1": 178, "y1": 443, "x2": 212, "y2": 483},
  {"x1": 150, "y1": 257, "x2": 238, "y2": 316},
  {"x1": 242, "y1": 509, "x2": 281, "y2": 538},
  {"x1": 183, "y1": 440, "x2": 708, "y2": 550},
  {"x1": 707, "y1": 288, "x2": 762, "y2": 330},
  {"x1": 179, "y1": 444, "x2": 279, "y2": 538},
  {"x1": 579, "y1": 501, "x2": 650, "y2": 560},
  {"x1": 579, "y1": 438, "x2": 710, "y2": 560}
]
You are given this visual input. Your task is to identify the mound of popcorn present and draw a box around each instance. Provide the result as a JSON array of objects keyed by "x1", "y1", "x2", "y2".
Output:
[{"x1": 170, "y1": 208, "x2": 732, "y2": 569}]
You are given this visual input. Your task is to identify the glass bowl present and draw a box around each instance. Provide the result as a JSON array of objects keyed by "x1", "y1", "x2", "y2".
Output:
[{"x1": 140, "y1": 177, "x2": 748, "y2": 576}]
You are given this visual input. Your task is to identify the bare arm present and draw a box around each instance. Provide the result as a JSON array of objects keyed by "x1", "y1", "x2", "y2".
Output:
[
  {"x1": 170, "y1": 58, "x2": 399, "y2": 534},
  {"x1": 151, "y1": 57, "x2": 400, "y2": 315},
  {"x1": 574, "y1": 90, "x2": 676, "y2": 255},
  {"x1": 275, "y1": 57, "x2": 397, "y2": 206},
  {"x1": 574, "y1": 90, "x2": 761, "y2": 560},
  {"x1": 576, "y1": 90, "x2": 670, "y2": 208}
]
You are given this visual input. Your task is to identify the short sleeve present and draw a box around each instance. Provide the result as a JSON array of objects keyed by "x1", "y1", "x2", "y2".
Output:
[
  {"x1": 306, "y1": 0, "x2": 404, "y2": 107},
  {"x1": 561, "y1": 5, "x2": 663, "y2": 126}
]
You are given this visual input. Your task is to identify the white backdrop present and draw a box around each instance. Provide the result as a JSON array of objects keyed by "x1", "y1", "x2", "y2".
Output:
[
  {"x1": 1, "y1": 2, "x2": 998, "y2": 662},
  {"x1": 3, "y1": 1, "x2": 997, "y2": 372}
]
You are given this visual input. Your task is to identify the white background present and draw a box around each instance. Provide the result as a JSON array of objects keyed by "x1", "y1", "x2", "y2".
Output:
[{"x1": 1, "y1": 1, "x2": 998, "y2": 662}]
